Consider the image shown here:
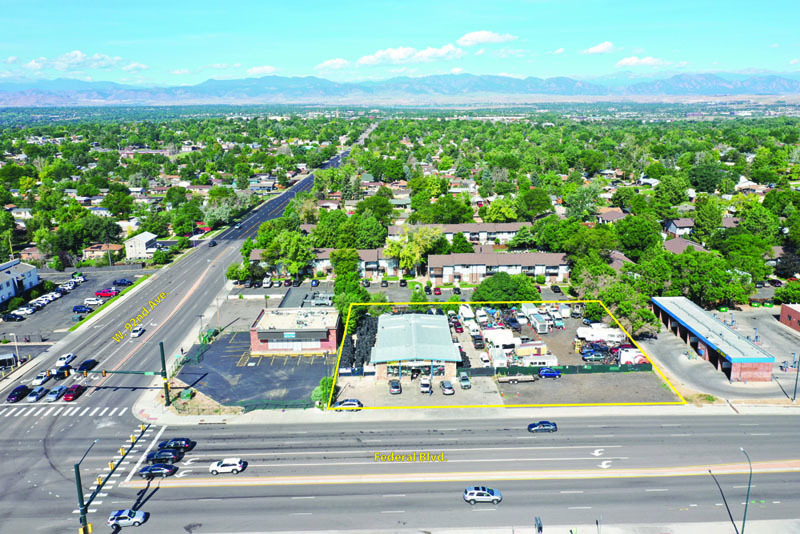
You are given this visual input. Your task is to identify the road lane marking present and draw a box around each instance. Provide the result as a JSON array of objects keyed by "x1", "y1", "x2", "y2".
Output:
[
  {"x1": 661, "y1": 424, "x2": 681, "y2": 427},
  {"x1": 78, "y1": 407, "x2": 91, "y2": 416},
  {"x1": 247, "y1": 457, "x2": 630, "y2": 468},
  {"x1": 98, "y1": 407, "x2": 109, "y2": 416},
  {"x1": 569, "y1": 506, "x2": 592, "y2": 509},
  {"x1": 90, "y1": 407, "x2": 99, "y2": 416},
  {"x1": 734, "y1": 485, "x2": 756, "y2": 489},
  {"x1": 0, "y1": 408, "x2": 7, "y2": 415},
  {"x1": 291, "y1": 496, "x2": 315, "y2": 499},
  {"x1": 118, "y1": 407, "x2": 127, "y2": 416},
  {"x1": 739, "y1": 424, "x2": 759, "y2": 426},
  {"x1": 471, "y1": 509, "x2": 496, "y2": 512},
  {"x1": 33, "y1": 407, "x2": 46, "y2": 416},
  {"x1": 52, "y1": 407, "x2": 63, "y2": 416},
  {"x1": 646, "y1": 489, "x2": 669, "y2": 492},
  {"x1": 383, "y1": 494, "x2": 406, "y2": 497},
  {"x1": 290, "y1": 513, "x2": 313, "y2": 516},
  {"x1": 4, "y1": 408, "x2": 17, "y2": 417},
  {"x1": 125, "y1": 425, "x2": 167, "y2": 484},
  {"x1": 44, "y1": 407, "x2": 55, "y2": 416},
  {"x1": 749, "y1": 433, "x2": 771, "y2": 436},
  {"x1": 560, "y1": 490, "x2": 584, "y2": 494},
  {"x1": 107, "y1": 408, "x2": 117, "y2": 416},
  {"x1": 380, "y1": 510, "x2": 405, "y2": 514},
  {"x1": 593, "y1": 434, "x2": 615, "y2": 438}
]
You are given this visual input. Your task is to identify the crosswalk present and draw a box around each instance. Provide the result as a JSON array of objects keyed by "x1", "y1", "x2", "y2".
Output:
[{"x1": 0, "y1": 404, "x2": 128, "y2": 419}]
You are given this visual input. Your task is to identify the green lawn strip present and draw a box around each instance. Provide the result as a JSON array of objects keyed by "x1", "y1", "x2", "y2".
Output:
[{"x1": 68, "y1": 274, "x2": 151, "y2": 332}]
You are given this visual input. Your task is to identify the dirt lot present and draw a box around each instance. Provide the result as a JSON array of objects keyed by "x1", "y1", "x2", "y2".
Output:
[{"x1": 498, "y1": 371, "x2": 681, "y2": 405}]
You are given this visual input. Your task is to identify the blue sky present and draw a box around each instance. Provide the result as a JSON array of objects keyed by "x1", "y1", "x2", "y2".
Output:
[{"x1": 1, "y1": 0, "x2": 799, "y2": 85}]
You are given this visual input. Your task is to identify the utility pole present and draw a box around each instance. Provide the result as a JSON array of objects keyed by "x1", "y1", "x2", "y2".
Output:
[
  {"x1": 741, "y1": 448, "x2": 753, "y2": 534},
  {"x1": 159, "y1": 341, "x2": 171, "y2": 407},
  {"x1": 793, "y1": 354, "x2": 800, "y2": 402},
  {"x1": 75, "y1": 439, "x2": 98, "y2": 533}
]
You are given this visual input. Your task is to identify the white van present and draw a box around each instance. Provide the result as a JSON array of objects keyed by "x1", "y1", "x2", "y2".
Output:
[
  {"x1": 475, "y1": 309, "x2": 489, "y2": 326},
  {"x1": 466, "y1": 320, "x2": 481, "y2": 337},
  {"x1": 479, "y1": 352, "x2": 491, "y2": 367}
]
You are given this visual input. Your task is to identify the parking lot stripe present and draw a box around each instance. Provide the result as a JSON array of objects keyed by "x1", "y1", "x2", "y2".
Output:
[
  {"x1": 76, "y1": 407, "x2": 90, "y2": 416},
  {"x1": 63, "y1": 407, "x2": 79, "y2": 416},
  {"x1": 43, "y1": 406, "x2": 55, "y2": 416},
  {"x1": 18, "y1": 407, "x2": 36, "y2": 417}
]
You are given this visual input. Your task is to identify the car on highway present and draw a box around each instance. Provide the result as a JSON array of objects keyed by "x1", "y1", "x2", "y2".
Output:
[
  {"x1": 56, "y1": 353, "x2": 77, "y2": 366},
  {"x1": 138, "y1": 463, "x2": 178, "y2": 479},
  {"x1": 77, "y1": 359, "x2": 98, "y2": 373},
  {"x1": 46, "y1": 385, "x2": 67, "y2": 402},
  {"x1": 209, "y1": 458, "x2": 245, "y2": 475},
  {"x1": 72, "y1": 305, "x2": 93, "y2": 313},
  {"x1": 459, "y1": 372, "x2": 471, "y2": 389},
  {"x1": 146, "y1": 448, "x2": 183, "y2": 464},
  {"x1": 208, "y1": 240, "x2": 217, "y2": 247},
  {"x1": 108, "y1": 509, "x2": 148, "y2": 528},
  {"x1": 2, "y1": 313, "x2": 24, "y2": 322},
  {"x1": 6, "y1": 385, "x2": 30, "y2": 403},
  {"x1": 131, "y1": 326, "x2": 145, "y2": 337},
  {"x1": 158, "y1": 438, "x2": 193, "y2": 451},
  {"x1": 419, "y1": 377, "x2": 432, "y2": 394},
  {"x1": 32, "y1": 371, "x2": 51, "y2": 386},
  {"x1": 539, "y1": 367, "x2": 561, "y2": 379},
  {"x1": 527, "y1": 421, "x2": 558, "y2": 433},
  {"x1": 113, "y1": 279, "x2": 133, "y2": 286},
  {"x1": 234, "y1": 223, "x2": 241, "y2": 229},
  {"x1": 26, "y1": 386, "x2": 47, "y2": 402},
  {"x1": 440, "y1": 380, "x2": 455, "y2": 395},
  {"x1": 463, "y1": 486, "x2": 502, "y2": 505},
  {"x1": 53, "y1": 365, "x2": 72, "y2": 380},
  {"x1": 389, "y1": 379, "x2": 402, "y2": 394},
  {"x1": 64, "y1": 384, "x2": 85, "y2": 402},
  {"x1": 84, "y1": 297, "x2": 104, "y2": 306}
]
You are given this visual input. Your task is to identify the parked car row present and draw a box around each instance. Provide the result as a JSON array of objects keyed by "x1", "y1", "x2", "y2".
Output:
[
  {"x1": 2, "y1": 276, "x2": 86, "y2": 322},
  {"x1": 5, "y1": 382, "x2": 85, "y2": 403}
]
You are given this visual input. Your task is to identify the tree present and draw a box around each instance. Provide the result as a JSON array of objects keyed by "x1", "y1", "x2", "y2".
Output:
[
  {"x1": 165, "y1": 186, "x2": 190, "y2": 209},
  {"x1": 564, "y1": 184, "x2": 600, "y2": 221},
  {"x1": 614, "y1": 215, "x2": 662, "y2": 262},
  {"x1": 516, "y1": 188, "x2": 552, "y2": 221},
  {"x1": 383, "y1": 226, "x2": 443, "y2": 275},
  {"x1": 355, "y1": 195, "x2": 393, "y2": 226},
  {"x1": 311, "y1": 376, "x2": 339, "y2": 409},
  {"x1": 262, "y1": 230, "x2": 314, "y2": 276},
  {"x1": 483, "y1": 197, "x2": 518, "y2": 222},
  {"x1": 449, "y1": 232, "x2": 475, "y2": 253},
  {"x1": 689, "y1": 161, "x2": 723, "y2": 193},
  {"x1": 692, "y1": 194, "x2": 724, "y2": 244},
  {"x1": 739, "y1": 204, "x2": 780, "y2": 242},
  {"x1": 152, "y1": 249, "x2": 171, "y2": 265},
  {"x1": 774, "y1": 282, "x2": 800, "y2": 304},
  {"x1": 471, "y1": 272, "x2": 541, "y2": 308}
]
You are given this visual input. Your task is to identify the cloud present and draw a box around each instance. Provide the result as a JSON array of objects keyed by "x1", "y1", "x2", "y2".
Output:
[
  {"x1": 456, "y1": 31, "x2": 518, "y2": 47},
  {"x1": 29, "y1": 50, "x2": 125, "y2": 71},
  {"x1": 315, "y1": 58, "x2": 349, "y2": 70},
  {"x1": 170, "y1": 69, "x2": 191, "y2": 75},
  {"x1": 549, "y1": 48, "x2": 564, "y2": 55},
  {"x1": 450, "y1": 67, "x2": 464, "y2": 74},
  {"x1": 357, "y1": 44, "x2": 463, "y2": 66},
  {"x1": 769, "y1": 43, "x2": 780, "y2": 48},
  {"x1": 246, "y1": 65, "x2": 277, "y2": 76},
  {"x1": 494, "y1": 47, "x2": 527, "y2": 59},
  {"x1": 498, "y1": 72, "x2": 525, "y2": 79},
  {"x1": 201, "y1": 63, "x2": 241, "y2": 70},
  {"x1": 475, "y1": 49, "x2": 485, "y2": 56},
  {"x1": 615, "y1": 55, "x2": 670, "y2": 67},
  {"x1": 790, "y1": 59, "x2": 799, "y2": 65},
  {"x1": 582, "y1": 41, "x2": 615, "y2": 54},
  {"x1": 122, "y1": 62, "x2": 148, "y2": 72},
  {"x1": 2, "y1": 56, "x2": 18, "y2": 64}
]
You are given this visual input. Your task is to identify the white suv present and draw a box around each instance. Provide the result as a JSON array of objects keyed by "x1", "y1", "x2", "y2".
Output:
[
  {"x1": 84, "y1": 297, "x2": 104, "y2": 306},
  {"x1": 419, "y1": 377, "x2": 432, "y2": 394},
  {"x1": 463, "y1": 486, "x2": 502, "y2": 505},
  {"x1": 56, "y1": 352, "x2": 76, "y2": 366},
  {"x1": 209, "y1": 458, "x2": 245, "y2": 475}
]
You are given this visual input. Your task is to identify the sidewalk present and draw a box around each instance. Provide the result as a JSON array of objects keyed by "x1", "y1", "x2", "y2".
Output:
[{"x1": 202, "y1": 519, "x2": 800, "y2": 534}]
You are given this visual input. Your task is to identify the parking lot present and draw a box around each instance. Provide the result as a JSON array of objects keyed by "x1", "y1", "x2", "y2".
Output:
[
  {"x1": 177, "y1": 332, "x2": 336, "y2": 406},
  {"x1": 336, "y1": 375, "x2": 503, "y2": 407},
  {"x1": 0, "y1": 272, "x2": 148, "y2": 343}
]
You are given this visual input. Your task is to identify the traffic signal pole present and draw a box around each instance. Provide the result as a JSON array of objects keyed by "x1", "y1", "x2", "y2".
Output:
[{"x1": 160, "y1": 341, "x2": 171, "y2": 407}]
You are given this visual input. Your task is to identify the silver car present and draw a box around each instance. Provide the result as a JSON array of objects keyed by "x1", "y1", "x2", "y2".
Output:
[
  {"x1": 46, "y1": 385, "x2": 67, "y2": 402},
  {"x1": 463, "y1": 486, "x2": 502, "y2": 505},
  {"x1": 108, "y1": 509, "x2": 147, "y2": 527},
  {"x1": 26, "y1": 386, "x2": 47, "y2": 402}
]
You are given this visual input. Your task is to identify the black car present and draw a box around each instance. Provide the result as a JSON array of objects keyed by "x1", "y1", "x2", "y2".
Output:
[
  {"x1": 362, "y1": 279, "x2": 370, "y2": 287},
  {"x1": 292, "y1": 280, "x2": 301, "y2": 287},
  {"x1": 73, "y1": 305, "x2": 93, "y2": 313},
  {"x1": 158, "y1": 438, "x2": 193, "y2": 451},
  {"x1": 551, "y1": 285, "x2": 562, "y2": 294},
  {"x1": 399, "y1": 279, "x2": 408, "y2": 287},
  {"x1": 471, "y1": 335, "x2": 485, "y2": 349},
  {"x1": 769, "y1": 279, "x2": 783, "y2": 287},
  {"x1": 6, "y1": 385, "x2": 30, "y2": 403},
  {"x1": 453, "y1": 287, "x2": 461, "y2": 295},
  {"x1": 77, "y1": 359, "x2": 98, "y2": 373},
  {"x1": 2, "y1": 313, "x2": 24, "y2": 322},
  {"x1": 380, "y1": 280, "x2": 389, "y2": 287},
  {"x1": 208, "y1": 240, "x2": 217, "y2": 247},
  {"x1": 424, "y1": 286, "x2": 432, "y2": 295},
  {"x1": 138, "y1": 463, "x2": 178, "y2": 479},
  {"x1": 113, "y1": 279, "x2": 133, "y2": 286},
  {"x1": 53, "y1": 365, "x2": 72, "y2": 380},
  {"x1": 146, "y1": 448, "x2": 183, "y2": 464},
  {"x1": 252, "y1": 279, "x2": 262, "y2": 288}
]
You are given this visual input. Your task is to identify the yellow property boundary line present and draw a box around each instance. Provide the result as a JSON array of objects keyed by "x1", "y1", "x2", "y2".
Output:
[{"x1": 326, "y1": 300, "x2": 686, "y2": 410}]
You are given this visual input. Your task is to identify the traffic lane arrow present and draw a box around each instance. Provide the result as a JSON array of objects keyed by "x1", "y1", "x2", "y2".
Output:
[
  {"x1": 598, "y1": 461, "x2": 613, "y2": 469},
  {"x1": 175, "y1": 470, "x2": 194, "y2": 478},
  {"x1": 591, "y1": 449, "x2": 605, "y2": 457},
  {"x1": 182, "y1": 458, "x2": 198, "y2": 466}
]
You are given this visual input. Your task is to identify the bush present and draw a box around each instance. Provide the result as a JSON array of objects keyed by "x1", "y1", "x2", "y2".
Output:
[
  {"x1": 29, "y1": 290, "x2": 40, "y2": 300},
  {"x1": 7, "y1": 297, "x2": 25, "y2": 311},
  {"x1": 316, "y1": 270, "x2": 325, "y2": 278},
  {"x1": 48, "y1": 257, "x2": 64, "y2": 271},
  {"x1": 42, "y1": 280, "x2": 56, "y2": 292},
  {"x1": 536, "y1": 275, "x2": 546, "y2": 284},
  {"x1": 176, "y1": 236, "x2": 191, "y2": 249},
  {"x1": 152, "y1": 250, "x2": 171, "y2": 265},
  {"x1": 426, "y1": 280, "x2": 432, "y2": 287}
]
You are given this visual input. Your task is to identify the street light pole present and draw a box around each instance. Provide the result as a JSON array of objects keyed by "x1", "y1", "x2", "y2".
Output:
[
  {"x1": 741, "y1": 448, "x2": 753, "y2": 534},
  {"x1": 793, "y1": 357, "x2": 800, "y2": 402},
  {"x1": 9, "y1": 333, "x2": 19, "y2": 366},
  {"x1": 75, "y1": 439, "x2": 98, "y2": 532}
]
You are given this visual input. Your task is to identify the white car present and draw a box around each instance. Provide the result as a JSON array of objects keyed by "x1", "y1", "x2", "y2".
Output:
[
  {"x1": 56, "y1": 352, "x2": 77, "y2": 366},
  {"x1": 32, "y1": 371, "x2": 51, "y2": 386},
  {"x1": 14, "y1": 307, "x2": 34, "y2": 315},
  {"x1": 419, "y1": 377, "x2": 432, "y2": 394},
  {"x1": 479, "y1": 352, "x2": 491, "y2": 368},
  {"x1": 131, "y1": 326, "x2": 145, "y2": 338},
  {"x1": 40, "y1": 294, "x2": 55, "y2": 303},
  {"x1": 47, "y1": 292, "x2": 62, "y2": 299},
  {"x1": 84, "y1": 297, "x2": 104, "y2": 306},
  {"x1": 108, "y1": 509, "x2": 147, "y2": 527},
  {"x1": 209, "y1": 458, "x2": 245, "y2": 475}
]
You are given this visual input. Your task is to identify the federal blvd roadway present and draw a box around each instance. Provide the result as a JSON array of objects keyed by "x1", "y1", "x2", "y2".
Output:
[{"x1": 2, "y1": 413, "x2": 799, "y2": 531}]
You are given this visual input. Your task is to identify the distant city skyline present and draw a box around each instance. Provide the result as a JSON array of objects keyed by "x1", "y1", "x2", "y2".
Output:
[{"x1": 1, "y1": 0, "x2": 799, "y2": 86}]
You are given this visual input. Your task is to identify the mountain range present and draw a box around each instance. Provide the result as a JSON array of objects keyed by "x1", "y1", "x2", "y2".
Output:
[{"x1": 2, "y1": 72, "x2": 800, "y2": 106}]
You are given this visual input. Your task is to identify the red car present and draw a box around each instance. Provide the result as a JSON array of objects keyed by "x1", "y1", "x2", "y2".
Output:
[
  {"x1": 433, "y1": 287, "x2": 442, "y2": 295},
  {"x1": 64, "y1": 384, "x2": 85, "y2": 402},
  {"x1": 454, "y1": 322, "x2": 464, "y2": 333},
  {"x1": 95, "y1": 289, "x2": 119, "y2": 297}
]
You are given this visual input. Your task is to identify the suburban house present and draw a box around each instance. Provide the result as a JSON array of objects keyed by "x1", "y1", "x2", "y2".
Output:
[
  {"x1": 427, "y1": 252, "x2": 570, "y2": 285},
  {"x1": 665, "y1": 218, "x2": 695, "y2": 238},
  {"x1": 19, "y1": 246, "x2": 45, "y2": 262},
  {"x1": 596, "y1": 207, "x2": 628, "y2": 225},
  {"x1": 87, "y1": 206, "x2": 112, "y2": 217},
  {"x1": 11, "y1": 207, "x2": 32, "y2": 220},
  {"x1": 664, "y1": 237, "x2": 708, "y2": 254},
  {"x1": 608, "y1": 250, "x2": 634, "y2": 271},
  {"x1": 82, "y1": 243, "x2": 124, "y2": 261},
  {"x1": 124, "y1": 232, "x2": 157, "y2": 259},
  {"x1": 388, "y1": 223, "x2": 529, "y2": 245},
  {"x1": 0, "y1": 259, "x2": 39, "y2": 306}
]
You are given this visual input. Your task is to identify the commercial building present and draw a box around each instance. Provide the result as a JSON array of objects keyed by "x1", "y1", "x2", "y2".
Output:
[
  {"x1": 249, "y1": 307, "x2": 341, "y2": 356},
  {"x1": 369, "y1": 314, "x2": 461, "y2": 380},
  {"x1": 0, "y1": 259, "x2": 39, "y2": 306},
  {"x1": 778, "y1": 304, "x2": 800, "y2": 335},
  {"x1": 124, "y1": 231, "x2": 157, "y2": 259},
  {"x1": 651, "y1": 296, "x2": 774, "y2": 382}
]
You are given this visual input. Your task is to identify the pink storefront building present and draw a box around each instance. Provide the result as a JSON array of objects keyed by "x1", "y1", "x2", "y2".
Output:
[{"x1": 249, "y1": 307, "x2": 341, "y2": 356}]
